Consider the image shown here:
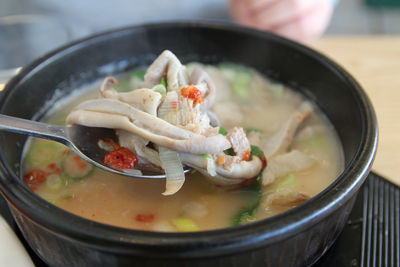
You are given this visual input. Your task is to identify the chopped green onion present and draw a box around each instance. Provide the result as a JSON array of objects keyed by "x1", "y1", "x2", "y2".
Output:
[
  {"x1": 131, "y1": 68, "x2": 146, "y2": 80},
  {"x1": 160, "y1": 77, "x2": 167, "y2": 87},
  {"x1": 232, "y1": 178, "x2": 262, "y2": 226},
  {"x1": 271, "y1": 174, "x2": 296, "y2": 190},
  {"x1": 250, "y1": 145, "x2": 264, "y2": 159},
  {"x1": 218, "y1": 126, "x2": 228, "y2": 136},
  {"x1": 219, "y1": 63, "x2": 254, "y2": 100},
  {"x1": 218, "y1": 63, "x2": 254, "y2": 74},
  {"x1": 231, "y1": 72, "x2": 253, "y2": 99},
  {"x1": 46, "y1": 174, "x2": 64, "y2": 190},
  {"x1": 202, "y1": 154, "x2": 212, "y2": 159},
  {"x1": 171, "y1": 217, "x2": 199, "y2": 232},
  {"x1": 305, "y1": 136, "x2": 325, "y2": 148},
  {"x1": 151, "y1": 84, "x2": 167, "y2": 96}
]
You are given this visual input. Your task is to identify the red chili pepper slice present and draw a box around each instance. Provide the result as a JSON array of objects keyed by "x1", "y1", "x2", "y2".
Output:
[
  {"x1": 104, "y1": 147, "x2": 138, "y2": 169},
  {"x1": 135, "y1": 213, "x2": 155, "y2": 223},
  {"x1": 242, "y1": 149, "x2": 250, "y2": 161},
  {"x1": 23, "y1": 169, "x2": 47, "y2": 191}
]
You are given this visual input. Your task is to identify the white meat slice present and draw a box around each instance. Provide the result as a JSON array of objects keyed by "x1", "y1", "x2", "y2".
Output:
[
  {"x1": 158, "y1": 92, "x2": 215, "y2": 136},
  {"x1": 264, "y1": 102, "x2": 313, "y2": 158},
  {"x1": 157, "y1": 91, "x2": 179, "y2": 122},
  {"x1": 140, "y1": 50, "x2": 189, "y2": 91},
  {"x1": 262, "y1": 150, "x2": 315, "y2": 186},
  {"x1": 99, "y1": 76, "x2": 162, "y2": 116},
  {"x1": 68, "y1": 98, "x2": 200, "y2": 139},
  {"x1": 180, "y1": 152, "x2": 262, "y2": 184},
  {"x1": 264, "y1": 188, "x2": 310, "y2": 207},
  {"x1": 66, "y1": 110, "x2": 231, "y2": 155}
]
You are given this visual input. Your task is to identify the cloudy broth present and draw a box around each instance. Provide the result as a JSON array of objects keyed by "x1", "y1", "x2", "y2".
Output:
[{"x1": 22, "y1": 63, "x2": 344, "y2": 231}]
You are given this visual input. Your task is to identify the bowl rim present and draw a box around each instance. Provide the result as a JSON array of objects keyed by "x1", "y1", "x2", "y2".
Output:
[{"x1": 0, "y1": 21, "x2": 378, "y2": 257}]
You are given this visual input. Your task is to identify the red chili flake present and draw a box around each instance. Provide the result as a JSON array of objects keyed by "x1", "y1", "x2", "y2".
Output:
[
  {"x1": 242, "y1": 149, "x2": 250, "y2": 161},
  {"x1": 72, "y1": 155, "x2": 89, "y2": 170},
  {"x1": 23, "y1": 169, "x2": 47, "y2": 191},
  {"x1": 47, "y1": 163, "x2": 62, "y2": 174},
  {"x1": 181, "y1": 84, "x2": 203, "y2": 105},
  {"x1": 104, "y1": 147, "x2": 138, "y2": 169},
  {"x1": 63, "y1": 149, "x2": 71, "y2": 155},
  {"x1": 135, "y1": 213, "x2": 155, "y2": 223}
]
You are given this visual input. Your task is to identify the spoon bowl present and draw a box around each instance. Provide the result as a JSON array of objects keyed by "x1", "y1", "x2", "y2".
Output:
[{"x1": 0, "y1": 114, "x2": 185, "y2": 178}]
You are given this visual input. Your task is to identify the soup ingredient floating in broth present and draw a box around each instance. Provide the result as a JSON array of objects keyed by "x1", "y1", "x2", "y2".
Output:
[{"x1": 66, "y1": 50, "x2": 264, "y2": 195}]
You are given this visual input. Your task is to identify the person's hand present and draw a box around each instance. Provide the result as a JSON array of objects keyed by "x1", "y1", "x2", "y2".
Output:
[{"x1": 230, "y1": 0, "x2": 334, "y2": 43}]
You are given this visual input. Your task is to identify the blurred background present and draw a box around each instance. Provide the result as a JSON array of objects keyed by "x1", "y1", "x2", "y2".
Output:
[{"x1": 1, "y1": 0, "x2": 399, "y2": 70}]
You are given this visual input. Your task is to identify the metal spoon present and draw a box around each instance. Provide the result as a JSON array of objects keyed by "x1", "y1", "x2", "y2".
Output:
[{"x1": 0, "y1": 114, "x2": 188, "y2": 179}]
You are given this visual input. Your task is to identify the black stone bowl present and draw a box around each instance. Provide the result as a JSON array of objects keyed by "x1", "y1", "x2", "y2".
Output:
[{"x1": 0, "y1": 22, "x2": 377, "y2": 266}]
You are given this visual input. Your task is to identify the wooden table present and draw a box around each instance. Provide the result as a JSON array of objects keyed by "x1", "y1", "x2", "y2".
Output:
[{"x1": 312, "y1": 36, "x2": 400, "y2": 186}]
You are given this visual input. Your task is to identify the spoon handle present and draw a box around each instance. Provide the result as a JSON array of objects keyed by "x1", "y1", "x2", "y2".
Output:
[{"x1": 0, "y1": 114, "x2": 68, "y2": 144}]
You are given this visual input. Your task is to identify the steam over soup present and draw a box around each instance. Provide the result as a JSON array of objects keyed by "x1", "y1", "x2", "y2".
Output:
[{"x1": 22, "y1": 51, "x2": 344, "y2": 231}]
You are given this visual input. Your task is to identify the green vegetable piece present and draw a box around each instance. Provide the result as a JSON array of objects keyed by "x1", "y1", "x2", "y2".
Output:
[
  {"x1": 46, "y1": 174, "x2": 64, "y2": 190},
  {"x1": 218, "y1": 126, "x2": 228, "y2": 136},
  {"x1": 271, "y1": 174, "x2": 296, "y2": 190},
  {"x1": 171, "y1": 217, "x2": 200, "y2": 232},
  {"x1": 218, "y1": 63, "x2": 254, "y2": 74},
  {"x1": 246, "y1": 127, "x2": 262, "y2": 134},
  {"x1": 151, "y1": 84, "x2": 167, "y2": 96},
  {"x1": 232, "y1": 178, "x2": 263, "y2": 226},
  {"x1": 114, "y1": 80, "x2": 131, "y2": 92},
  {"x1": 160, "y1": 77, "x2": 167, "y2": 87},
  {"x1": 305, "y1": 136, "x2": 325, "y2": 148},
  {"x1": 202, "y1": 154, "x2": 212, "y2": 159},
  {"x1": 132, "y1": 68, "x2": 146, "y2": 80},
  {"x1": 61, "y1": 151, "x2": 94, "y2": 181},
  {"x1": 231, "y1": 72, "x2": 253, "y2": 99},
  {"x1": 219, "y1": 63, "x2": 254, "y2": 99},
  {"x1": 26, "y1": 141, "x2": 64, "y2": 166},
  {"x1": 250, "y1": 145, "x2": 264, "y2": 159}
]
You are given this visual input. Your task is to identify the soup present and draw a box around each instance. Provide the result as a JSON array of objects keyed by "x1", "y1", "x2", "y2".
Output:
[{"x1": 22, "y1": 51, "x2": 344, "y2": 231}]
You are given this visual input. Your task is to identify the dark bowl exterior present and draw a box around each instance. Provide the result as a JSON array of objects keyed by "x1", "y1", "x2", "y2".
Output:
[{"x1": 0, "y1": 22, "x2": 377, "y2": 266}]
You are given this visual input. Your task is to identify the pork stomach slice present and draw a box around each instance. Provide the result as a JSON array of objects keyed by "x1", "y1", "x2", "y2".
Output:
[{"x1": 66, "y1": 109, "x2": 230, "y2": 154}]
